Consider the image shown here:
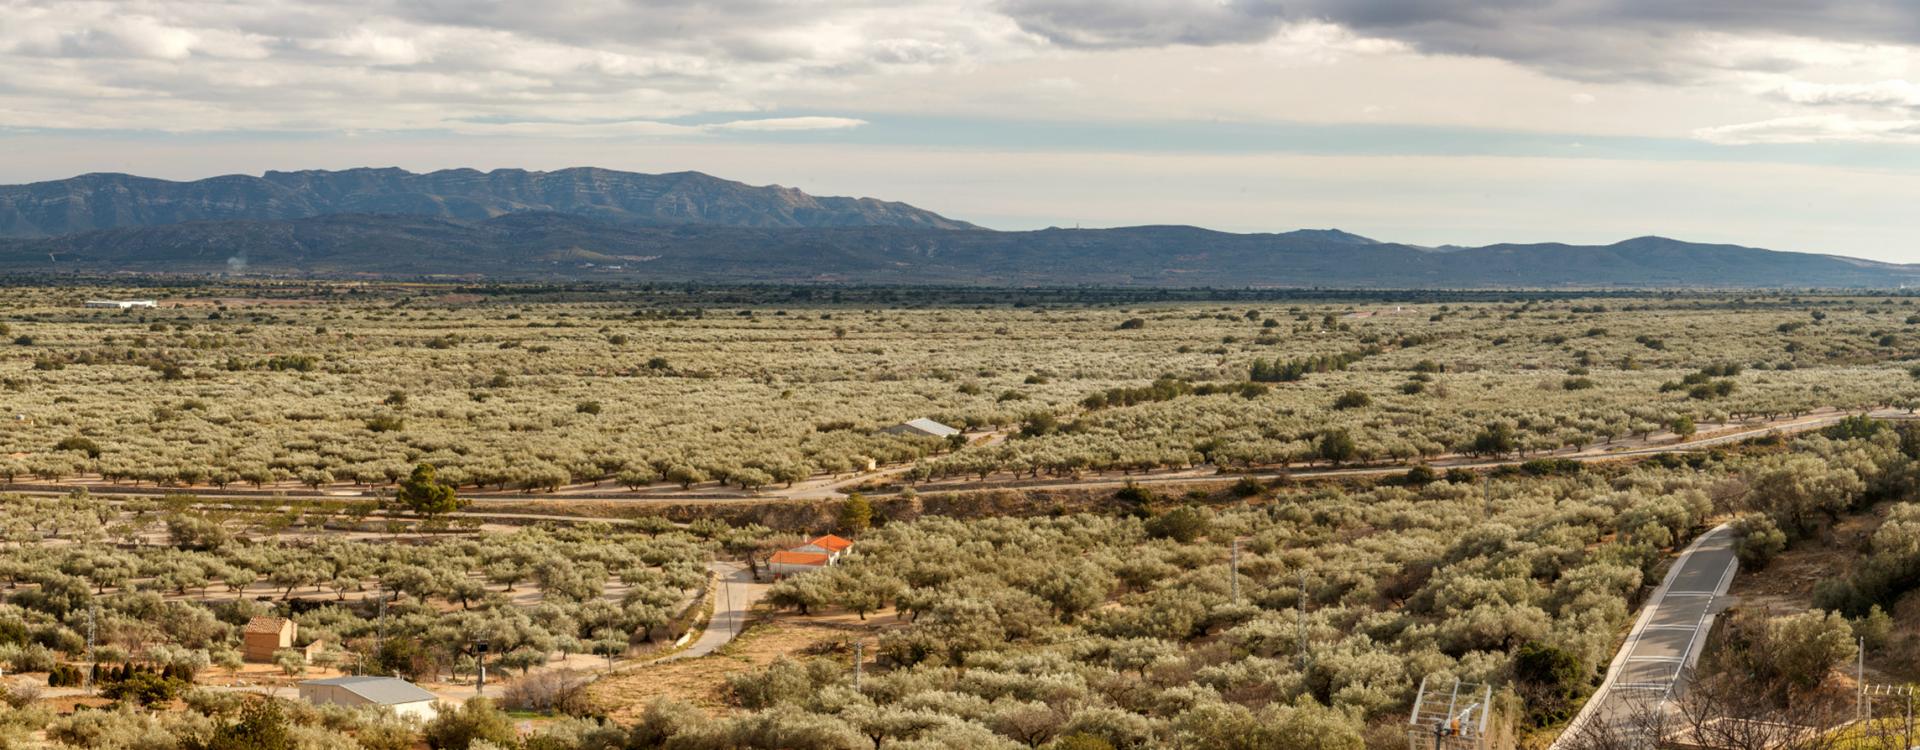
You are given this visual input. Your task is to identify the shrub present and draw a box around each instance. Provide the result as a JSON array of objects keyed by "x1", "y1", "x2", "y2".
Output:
[
  {"x1": 424, "y1": 696, "x2": 517, "y2": 750},
  {"x1": 364, "y1": 415, "x2": 406, "y2": 433},
  {"x1": 3, "y1": 643, "x2": 54, "y2": 673},
  {"x1": 617, "y1": 468, "x2": 660, "y2": 490},
  {"x1": 1731, "y1": 514, "x2": 1787, "y2": 569},
  {"x1": 1764, "y1": 610, "x2": 1856, "y2": 689},
  {"x1": 103, "y1": 671, "x2": 183, "y2": 706},
  {"x1": 1512, "y1": 642, "x2": 1584, "y2": 726},
  {"x1": 1519, "y1": 458, "x2": 1582, "y2": 476},
  {"x1": 1403, "y1": 465, "x2": 1438, "y2": 486},
  {"x1": 185, "y1": 697, "x2": 293, "y2": 750},
  {"x1": 500, "y1": 670, "x2": 592, "y2": 715},
  {"x1": 1144, "y1": 506, "x2": 1210, "y2": 543},
  {"x1": 54, "y1": 436, "x2": 102, "y2": 459},
  {"x1": 0, "y1": 680, "x2": 39, "y2": 709},
  {"x1": 272, "y1": 649, "x2": 306, "y2": 677}
]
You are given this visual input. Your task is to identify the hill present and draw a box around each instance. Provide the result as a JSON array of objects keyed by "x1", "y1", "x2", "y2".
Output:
[
  {"x1": 0, "y1": 211, "x2": 1911, "y2": 288},
  {"x1": 0, "y1": 167, "x2": 974, "y2": 236}
]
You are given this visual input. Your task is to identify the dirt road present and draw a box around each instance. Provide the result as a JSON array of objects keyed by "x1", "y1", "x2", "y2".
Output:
[{"x1": 0, "y1": 408, "x2": 1899, "y2": 512}]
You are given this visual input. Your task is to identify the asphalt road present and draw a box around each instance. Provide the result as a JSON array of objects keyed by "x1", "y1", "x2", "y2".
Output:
[
  {"x1": 656, "y1": 561, "x2": 764, "y2": 663},
  {"x1": 1554, "y1": 524, "x2": 1739, "y2": 747}
]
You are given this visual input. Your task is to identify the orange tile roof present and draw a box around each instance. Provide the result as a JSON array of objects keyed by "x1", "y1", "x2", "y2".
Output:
[
  {"x1": 243, "y1": 616, "x2": 289, "y2": 634},
  {"x1": 808, "y1": 534, "x2": 855, "y2": 552},
  {"x1": 769, "y1": 550, "x2": 831, "y2": 566}
]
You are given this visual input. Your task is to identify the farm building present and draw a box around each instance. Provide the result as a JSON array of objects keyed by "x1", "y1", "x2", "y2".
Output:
[
  {"x1": 298, "y1": 676, "x2": 439, "y2": 720},
  {"x1": 769, "y1": 535, "x2": 856, "y2": 577},
  {"x1": 83, "y1": 299, "x2": 157, "y2": 309},
  {"x1": 242, "y1": 616, "x2": 296, "y2": 662},
  {"x1": 768, "y1": 550, "x2": 833, "y2": 577},
  {"x1": 796, "y1": 534, "x2": 855, "y2": 561},
  {"x1": 882, "y1": 418, "x2": 960, "y2": 438}
]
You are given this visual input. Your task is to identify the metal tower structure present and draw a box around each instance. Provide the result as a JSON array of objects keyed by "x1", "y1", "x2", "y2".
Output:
[{"x1": 1408, "y1": 677, "x2": 1493, "y2": 750}]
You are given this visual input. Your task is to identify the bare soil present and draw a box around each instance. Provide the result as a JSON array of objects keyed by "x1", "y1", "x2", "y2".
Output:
[{"x1": 587, "y1": 606, "x2": 906, "y2": 721}]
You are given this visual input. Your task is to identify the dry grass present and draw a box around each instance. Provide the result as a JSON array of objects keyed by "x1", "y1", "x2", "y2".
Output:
[
  {"x1": 1730, "y1": 514, "x2": 1874, "y2": 617},
  {"x1": 588, "y1": 607, "x2": 905, "y2": 720}
]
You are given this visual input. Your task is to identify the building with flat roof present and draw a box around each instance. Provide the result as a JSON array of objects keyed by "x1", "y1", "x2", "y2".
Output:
[
  {"x1": 298, "y1": 676, "x2": 440, "y2": 720},
  {"x1": 83, "y1": 299, "x2": 157, "y2": 309},
  {"x1": 881, "y1": 418, "x2": 960, "y2": 438}
]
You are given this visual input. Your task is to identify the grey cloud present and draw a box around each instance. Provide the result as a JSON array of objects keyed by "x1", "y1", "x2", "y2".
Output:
[
  {"x1": 0, "y1": 0, "x2": 1020, "y2": 132},
  {"x1": 998, "y1": 0, "x2": 1289, "y2": 47},
  {"x1": 998, "y1": 0, "x2": 1920, "y2": 82}
]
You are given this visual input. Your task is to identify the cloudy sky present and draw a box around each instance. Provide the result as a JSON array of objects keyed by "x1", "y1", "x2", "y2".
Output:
[{"x1": 3, "y1": 1, "x2": 1919, "y2": 260}]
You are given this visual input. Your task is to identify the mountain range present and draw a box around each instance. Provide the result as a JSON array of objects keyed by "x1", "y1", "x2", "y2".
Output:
[
  {"x1": 0, "y1": 167, "x2": 972, "y2": 236},
  {"x1": 0, "y1": 167, "x2": 1911, "y2": 288}
]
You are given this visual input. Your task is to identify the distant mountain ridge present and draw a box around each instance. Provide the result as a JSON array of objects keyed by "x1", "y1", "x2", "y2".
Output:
[
  {"x1": 0, "y1": 167, "x2": 975, "y2": 236},
  {"x1": 2, "y1": 209, "x2": 1914, "y2": 288}
]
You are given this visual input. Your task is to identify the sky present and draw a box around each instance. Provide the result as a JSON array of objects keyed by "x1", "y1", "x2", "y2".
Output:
[{"x1": 2, "y1": 1, "x2": 1920, "y2": 260}]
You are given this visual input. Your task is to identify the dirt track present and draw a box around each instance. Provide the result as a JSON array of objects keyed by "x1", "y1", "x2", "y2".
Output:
[{"x1": 0, "y1": 408, "x2": 1901, "y2": 519}]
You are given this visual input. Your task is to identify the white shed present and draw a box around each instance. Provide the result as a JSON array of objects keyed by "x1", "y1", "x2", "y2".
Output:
[
  {"x1": 298, "y1": 676, "x2": 440, "y2": 720},
  {"x1": 881, "y1": 418, "x2": 960, "y2": 438}
]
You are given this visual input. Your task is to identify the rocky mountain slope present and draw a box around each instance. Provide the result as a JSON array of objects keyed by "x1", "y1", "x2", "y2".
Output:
[{"x1": 0, "y1": 167, "x2": 975, "y2": 236}]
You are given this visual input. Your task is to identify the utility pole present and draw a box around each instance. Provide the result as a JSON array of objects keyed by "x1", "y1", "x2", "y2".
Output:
[
  {"x1": 476, "y1": 639, "x2": 489, "y2": 696},
  {"x1": 84, "y1": 606, "x2": 96, "y2": 695},
  {"x1": 853, "y1": 642, "x2": 863, "y2": 692},
  {"x1": 374, "y1": 590, "x2": 387, "y2": 655},
  {"x1": 1858, "y1": 637, "x2": 1866, "y2": 722},
  {"x1": 1229, "y1": 539, "x2": 1240, "y2": 605},
  {"x1": 1296, "y1": 570, "x2": 1309, "y2": 670}
]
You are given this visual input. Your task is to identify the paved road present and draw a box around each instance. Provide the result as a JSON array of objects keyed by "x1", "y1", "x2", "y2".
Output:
[
  {"x1": 656, "y1": 561, "x2": 764, "y2": 662},
  {"x1": 1553, "y1": 524, "x2": 1739, "y2": 748}
]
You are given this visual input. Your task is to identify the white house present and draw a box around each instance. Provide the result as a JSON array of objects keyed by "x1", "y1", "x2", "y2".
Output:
[
  {"x1": 768, "y1": 550, "x2": 832, "y2": 577},
  {"x1": 768, "y1": 535, "x2": 856, "y2": 578},
  {"x1": 881, "y1": 418, "x2": 960, "y2": 438},
  {"x1": 297, "y1": 676, "x2": 440, "y2": 720},
  {"x1": 794, "y1": 534, "x2": 855, "y2": 561},
  {"x1": 83, "y1": 299, "x2": 157, "y2": 309}
]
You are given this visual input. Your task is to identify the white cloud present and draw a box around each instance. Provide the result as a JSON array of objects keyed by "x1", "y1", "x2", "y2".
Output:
[
  {"x1": 1693, "y1": 114, "x2": 1920, "y2": 144},
  {"x1": 442, "y1": 120, "x2": 701, "y2": 138},
  {"x1": 309, "y1": 28, "x2": 429, "y2": 66},
  {"x1": 437, "y1": 116, "x2": 868, "y2": 139},
  {"x1": 1775, "y1": 79, "x2": 1920, "y2": 108},
  {"x1": 708, "y1": 116, "x2": 869, "y2": 132}
]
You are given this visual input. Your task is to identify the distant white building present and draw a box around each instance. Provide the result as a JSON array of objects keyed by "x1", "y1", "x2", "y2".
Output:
[
  {"x1": 298, "y1": 676, "x2": 440, "y2": 720},
  {"x1": 83, "y1": 299, "x2": 157, "y2": 309},
  {"x1": 881, "y1": 418, "x2": 961, "y2": 438}
]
